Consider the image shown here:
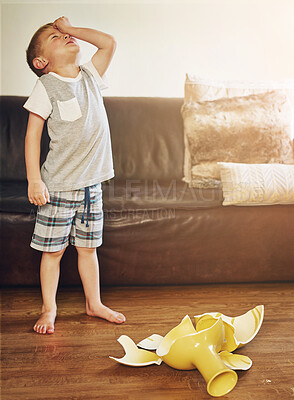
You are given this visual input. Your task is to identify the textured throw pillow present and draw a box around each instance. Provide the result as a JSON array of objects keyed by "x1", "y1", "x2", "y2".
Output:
[
  {"x1": 218, "y1": 162, "x2": 294, "y2": 206},
  {"x1": 184, "y1": 73, "x2": 294, "y2": 106},
  {"x1": 181, "y1": 90, "x2": 294, "y2": 188}
]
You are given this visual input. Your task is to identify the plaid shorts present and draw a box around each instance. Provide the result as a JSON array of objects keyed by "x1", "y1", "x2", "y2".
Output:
[{"x1": 30, "y1": 183, "x2": 103, "y2": 252}]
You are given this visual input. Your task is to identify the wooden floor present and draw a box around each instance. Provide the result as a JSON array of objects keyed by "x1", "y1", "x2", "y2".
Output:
[{"x1": 1, "y1": 282, "x2": 294, "y2": 400}]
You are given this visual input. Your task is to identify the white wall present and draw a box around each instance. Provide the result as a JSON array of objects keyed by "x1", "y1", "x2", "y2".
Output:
[{"x1": 1, "y1": 0, "x2": 294, "y2": 97}]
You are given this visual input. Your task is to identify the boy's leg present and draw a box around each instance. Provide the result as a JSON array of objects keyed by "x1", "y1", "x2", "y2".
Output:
[
  {"x1": 30, "y1": 188, "x2": 76, "y2": 334},
  {"x1": 33, "y1": 248, "x2": 66, "y2": 334},
  {"x1": 76, "y1": 246, "x2": 126, "y2": 324}
]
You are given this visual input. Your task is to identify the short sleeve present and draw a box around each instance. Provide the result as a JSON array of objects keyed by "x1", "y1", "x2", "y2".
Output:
[
  {"x1": 82, "y1": 59, "x2": 109, "y2": 91},
  {"x1": 23, "y1": 79, "x2": 52, "y2": 120}
]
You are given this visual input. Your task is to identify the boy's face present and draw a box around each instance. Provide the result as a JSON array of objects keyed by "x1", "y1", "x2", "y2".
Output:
[{"x1": 35, "y1": 27, "x2": 80, "y2": 71}]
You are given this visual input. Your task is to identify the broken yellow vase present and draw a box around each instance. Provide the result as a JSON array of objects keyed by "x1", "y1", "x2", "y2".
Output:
[
  {"x1": 194, "y1": 305, "x2": 264, "y2": 352},
  {"x1": 218, "y1": 351, "x2": 252, "y2": 370},
  {"x1": 109, "y1": 335, "x2": 162, "y2": 366},
  {"x1": 156, "y1": 315, "x2": 238, "y2": 397}
]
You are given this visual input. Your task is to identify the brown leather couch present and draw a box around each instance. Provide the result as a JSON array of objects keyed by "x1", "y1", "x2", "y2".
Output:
[{"x1": 1, "y1": 95, "x2": 294, "y2": 287}]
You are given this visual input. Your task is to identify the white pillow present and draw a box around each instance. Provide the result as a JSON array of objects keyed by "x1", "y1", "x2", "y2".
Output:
[{"x1": 217, "y1": 162, "x2": 294, "y2": 206}]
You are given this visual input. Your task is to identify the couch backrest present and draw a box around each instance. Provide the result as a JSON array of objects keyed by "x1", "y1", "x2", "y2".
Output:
[{"x1": 0, "y1": 96, "x2": 185, "y2": 182}]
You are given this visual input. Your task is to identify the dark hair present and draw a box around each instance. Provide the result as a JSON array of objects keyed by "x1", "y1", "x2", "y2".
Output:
[{"x1": 26, "y1": 23, "x2": 53, "y2": 77}]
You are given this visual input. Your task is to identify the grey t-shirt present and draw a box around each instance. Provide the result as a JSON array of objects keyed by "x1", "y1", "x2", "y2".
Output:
[{"x1": 23, "y1": 60, "x2": 114, "y2": 192}]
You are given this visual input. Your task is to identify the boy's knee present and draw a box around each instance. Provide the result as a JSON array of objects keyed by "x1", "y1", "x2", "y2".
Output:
[
  {"x1": 43, "y1": 248, "x2": 66, "y2": 258},
  {"x1": 75, "y1": 246, "x2": 96, "y2": 256}
]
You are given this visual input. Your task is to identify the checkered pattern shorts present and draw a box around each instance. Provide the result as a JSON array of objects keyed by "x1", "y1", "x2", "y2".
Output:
[{"x1": 30, "y1": 183, "x2": 103, "y2": 252}]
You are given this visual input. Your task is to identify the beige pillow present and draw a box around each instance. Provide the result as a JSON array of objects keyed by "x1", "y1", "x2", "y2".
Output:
[
  {"x1": 184, "y1": 73, "x2": 294, "y2": 105},
  {"x1": 181, "y1": 90, "x2": 294, "y2": 188},
  {"x1": 218, "y1": 162, "x2": 294, "y2": 206}
]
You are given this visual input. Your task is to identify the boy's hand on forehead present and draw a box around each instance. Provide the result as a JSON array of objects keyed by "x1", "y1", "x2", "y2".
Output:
[{"x1": 53, "y1": 16, "x2": 73, "y2": 34}]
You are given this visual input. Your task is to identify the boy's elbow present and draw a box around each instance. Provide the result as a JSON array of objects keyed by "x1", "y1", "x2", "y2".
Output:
[{"x1": 109, "y1": 36, "x2": 117, "y2": 48}]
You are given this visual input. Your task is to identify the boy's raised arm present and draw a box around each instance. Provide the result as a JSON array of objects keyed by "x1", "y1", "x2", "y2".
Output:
[
  {"x1": 53, "y1": 16, "x2": 117, "y2": 78},
  {"x1": 25, "y1": 112, "x2": 50, "y2": 206}
]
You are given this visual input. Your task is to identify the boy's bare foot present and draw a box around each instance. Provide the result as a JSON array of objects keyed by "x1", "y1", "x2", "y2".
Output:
[
  {"x1": 33, "y1": 307, "x2": 57, "y2": 334},
  {"x1": 86, "y1": 302, "x2": 126, "y2": 324}
]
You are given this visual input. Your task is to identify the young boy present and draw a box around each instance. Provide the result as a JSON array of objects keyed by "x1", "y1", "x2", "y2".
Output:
[{"x1": 24, "y1": 16, "x2": 126, "y2": 334}]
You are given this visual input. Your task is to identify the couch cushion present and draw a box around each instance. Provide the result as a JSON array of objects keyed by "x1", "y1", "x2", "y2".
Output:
[
  {"x1": 2, "y1": 199, "x2": 294, "y2": 286},
  {"x1": 0, "y1": 179, "x2": 223, "y2": 215},
  {"x1": 103, "y1": 97, "x2": 185, "y2": 181},
  {"x1": 102, "y1": 179, "x2": 223, "y2": 211},
  {"x1": 0, "y1": 96, "x2": 50, "y2": 181},
  {"x1": 1, "y1": 96, "x2": 186, "y2": 183},
  {"x1": 0, "y1": 180, "x2": 36, "y2": 214}
]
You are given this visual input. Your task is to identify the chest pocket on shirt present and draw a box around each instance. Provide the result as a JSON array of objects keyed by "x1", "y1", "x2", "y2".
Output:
[{"x1": 57, "y1": 97, "x2": 82, "y2": 122}]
